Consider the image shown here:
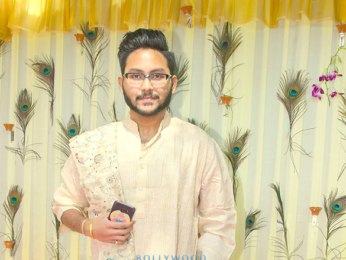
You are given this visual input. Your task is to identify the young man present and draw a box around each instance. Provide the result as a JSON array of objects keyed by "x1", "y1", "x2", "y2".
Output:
[{"x1": 54, "y1": 29, "x2": 236, "y2": 260}]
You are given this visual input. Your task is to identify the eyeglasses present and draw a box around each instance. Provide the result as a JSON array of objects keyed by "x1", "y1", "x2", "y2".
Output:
[{"x1": 123, "y1": 73, "x2": 172, "y2": 87}]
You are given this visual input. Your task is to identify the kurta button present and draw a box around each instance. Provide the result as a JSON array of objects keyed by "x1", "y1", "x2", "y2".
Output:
[
  {"x1": 139, "y1": 187, "x2": 143, "y2": 191},
  {"x1": 141, "y1": 165, "x2": 144, "y2": 169}
]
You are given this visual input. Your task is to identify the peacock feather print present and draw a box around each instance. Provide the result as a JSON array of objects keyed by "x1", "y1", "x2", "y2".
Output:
[
  {"x1": 337, "y1": 95, "x2": 346, "y2": 180},
  {"x1": 0, "y1": 39, "x2": 7, "y2": 79},
  {"x1": 167, "y1": 55, "x2": 190, "y2": 114},
  {"x1": 277, "y1": 70, "x2": 312, "y2": 174},
  {"x1": 209, "y1": 22, "x2": 242, "y2": 105},
  {"x1": 270, "y1": 183, "x2": 303, "y2": 260},
  {"x1": 28, "y1": 55, "x2": 55, "y2": 125},
  {"x1": 54, "y1": 114, "x2": 83, "y2": 160},
  {"x1": 5, "y1": 89, "x2": 41, "y2": 163},
  {"x1": 74, "y1": 22, "x2": 110, "y2": 121},
  {"x1": 245, "y1": 208, "x2": 266, "y2": 248},
  {"x1": 187, "y1": 118, "x2": 210, "y2": 134},
  {"x1": 318, "y1": 189, "x2": 346, "y2": 260},
  {"x1": 222, "y1": 128, "x2": 250, "y2": 204},
  {"x1": 173, "y1": 55, "x2": 190, "y2": 95},
  {"x1": 0, "y1": 39, "x2": 5, "y2": 56},
  {"x1": 109, "y1": 101, "x2": 118, "y2": 122},
  {"x1": 47, "y1": 210, "x2": 68, "y2": 260},
  {"x1": 0, "y1": 185, "x2": 24, "y2": 257},
  {"x1": 339, "y1": 95, "x2": 346, "y2": 126}
]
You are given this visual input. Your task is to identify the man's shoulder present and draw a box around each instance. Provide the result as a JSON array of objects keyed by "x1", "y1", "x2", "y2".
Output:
[
  {"x1": 170, "y1": 117, "x2": 223, "y2": 162},
  {"x1": 170, "y1": 117, "x2": 211, "y2": 143},
  {"x1": 69, "y1": 122, "x2": 118, "y2": 145}
]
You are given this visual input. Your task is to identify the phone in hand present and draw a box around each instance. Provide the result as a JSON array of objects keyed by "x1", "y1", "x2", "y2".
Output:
[{"x1": 108, "y1": 201, "x2": 136, "y2": 223}]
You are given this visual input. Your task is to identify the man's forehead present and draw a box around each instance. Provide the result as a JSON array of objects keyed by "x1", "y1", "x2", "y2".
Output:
[
  {"x1": 127, "y1": 48, "x2": 165, "y2": 59},
  {"x1": 127, "y1": 68, "x2": 166, "y2": 72},
  {"x1": 125, "y1": 49, "x2": 169, "y2": 71}
]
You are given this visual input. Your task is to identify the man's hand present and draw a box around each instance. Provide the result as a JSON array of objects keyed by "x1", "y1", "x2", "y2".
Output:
[{"x1": 85, "y1": 213, "x2": 136, "y2": 245}]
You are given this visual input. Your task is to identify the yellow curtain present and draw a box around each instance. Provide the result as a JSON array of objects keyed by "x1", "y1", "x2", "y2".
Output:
[
  {"x1": 0, "y1": 0, "x2": 346, "y2": 40},
  {"x1": 0, "y1": 0, "x2": 12, "y2": 41}
]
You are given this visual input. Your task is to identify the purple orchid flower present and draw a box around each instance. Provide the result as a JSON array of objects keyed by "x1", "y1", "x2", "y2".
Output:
[
  {"x1": 334, "y1": 70, "x2": 343, "y2": 77},
  {"x1": 330, "y1": 91, "x2": 344, "y2": 98},
  {"x1": 312, "y1": 84, "x2": 324, "y2": 100},
  {"x1": 319, "y1": 75, "x2": 327, "y2": 82},
  {"x1": 328, "y1": 74, "x2": 336, "y2": 81}
]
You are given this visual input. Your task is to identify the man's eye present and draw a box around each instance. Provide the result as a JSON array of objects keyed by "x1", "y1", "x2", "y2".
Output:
[
  {"x1": 151, "y1": 74, "x2": 165, "y2": 80},
  {"x1": 129, "y1": 74, "x2": 142, "y2": 79}
]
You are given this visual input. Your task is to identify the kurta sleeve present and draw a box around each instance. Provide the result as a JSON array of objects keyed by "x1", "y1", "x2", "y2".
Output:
[
  {"x1": 53, "y1": 155, "x2": 89, "y2": 233},
  {"x1": 197, "y1": 138, "x2": 237, "y2": 260}
]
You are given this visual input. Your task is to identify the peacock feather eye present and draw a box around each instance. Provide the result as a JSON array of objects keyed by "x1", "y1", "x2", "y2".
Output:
[
  {"x1": 288, "y1": 86, "x2": 299, "y2": 98},
  {"x1": 233, "y1": 145, "x2": 241, "y2": 154},
  {"x1": 43, "y1": 67, "x2": 50, "y2": 75},
  {"x1": 246, "y1": 216, "x2": 254, "y2": 227},
  {"x1": 87, "y1": 31, "x2": 95, "y2": 38},
  {"x1": 68, "y1": 124, "x2": 79, "y2": 137},
  {"x1": 7, "y1": 185, "x2": 23, "y2": 209},
  {"x1": 21, "y1": 102, "x2": 30, "y2": 111},
  {"x1": 68, "y1": 128, "x2": 77, "y2": 136},
  {"x1": 331, "y1": 202, "x2": 342, "y2": 212},
  {"x1": 10, "y1": 197, "x2": 18, "y2": 204},
  {"x1": 222, "y1": 41, "x2": 228, "y2": 48},
  {"x1": 10, "y1": 195, "x2": 19, "y2": 205}
]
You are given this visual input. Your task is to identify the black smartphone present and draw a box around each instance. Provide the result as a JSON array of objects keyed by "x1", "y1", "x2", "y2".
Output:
[{"x1": 108, "y1": 201, "x2": 136, "y2": 222}]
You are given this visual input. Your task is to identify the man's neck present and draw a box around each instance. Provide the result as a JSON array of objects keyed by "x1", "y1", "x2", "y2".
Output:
[{"x1": 130, "y1": 110, "x2": 165, "y2": 144}]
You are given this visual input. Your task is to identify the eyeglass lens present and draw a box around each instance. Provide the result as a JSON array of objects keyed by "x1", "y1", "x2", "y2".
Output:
[{"x1": 126, "y1": 73, "x2": 169, "y2": 87}]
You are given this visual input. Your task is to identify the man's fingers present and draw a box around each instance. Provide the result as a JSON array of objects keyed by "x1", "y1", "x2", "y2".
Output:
[
  {"x1": 108, "y1": 220, "x2": 136, "y2": 229},
  {"x1": 109, "y1": 225, "x2": 133, "y2": 235},
  {"x1": 92, "y1": 216, "x2": 135, "y2": 244},
  {"x1": 113, "y1": 233, "x2": 131, "y2": 245},
  {"x1": 107, "y1": 223, "x2": 133, "y2": 235}
]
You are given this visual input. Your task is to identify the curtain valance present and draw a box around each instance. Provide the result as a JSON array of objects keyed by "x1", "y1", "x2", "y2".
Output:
[{"x1": 0, "y1": 0, "x2": 345, "y2": 40}]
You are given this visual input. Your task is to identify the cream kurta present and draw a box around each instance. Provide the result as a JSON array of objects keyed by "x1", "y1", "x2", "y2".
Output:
[{"x1": 53, "y1": 112, "x2": 236, "y2": 260}]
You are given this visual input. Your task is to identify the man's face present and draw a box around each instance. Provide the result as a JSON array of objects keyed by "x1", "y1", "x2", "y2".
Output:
[{"x1": 118, "y1": 48, "x2": 177, "y2": 117}]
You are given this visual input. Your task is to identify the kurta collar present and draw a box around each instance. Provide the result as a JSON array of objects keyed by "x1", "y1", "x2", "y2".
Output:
[{"x1": 123, "y1": 111, "x2": 172, "y2": 134}]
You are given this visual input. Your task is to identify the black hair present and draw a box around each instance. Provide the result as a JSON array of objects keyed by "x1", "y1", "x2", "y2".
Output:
[{"x1": 118, "y1": 29, "x2": 175, "y2": 75}]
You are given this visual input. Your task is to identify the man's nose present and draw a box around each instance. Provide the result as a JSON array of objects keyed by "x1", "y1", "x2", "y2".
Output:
[{"x1": 141, "y1": 77, "x2": 153, "y2": 91}]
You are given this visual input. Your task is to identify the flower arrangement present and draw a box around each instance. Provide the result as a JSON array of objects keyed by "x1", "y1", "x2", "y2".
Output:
[{"x1": 311, "y1": 23, "x2": 346, "y2": 105}]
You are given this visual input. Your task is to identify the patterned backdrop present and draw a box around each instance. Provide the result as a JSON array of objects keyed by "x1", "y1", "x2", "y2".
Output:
[{"x1": 1, "y1": 13, "x2": 346, "y2": 260}]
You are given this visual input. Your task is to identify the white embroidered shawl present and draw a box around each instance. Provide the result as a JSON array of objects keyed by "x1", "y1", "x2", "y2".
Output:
[{"x1": 70, "y1": 123, "x2": 136, "y2": 260}]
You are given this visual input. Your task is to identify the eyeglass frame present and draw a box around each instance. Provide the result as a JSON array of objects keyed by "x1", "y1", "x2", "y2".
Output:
[{"x1": 123, "y1": 73, "x2": 173, "y2": 87}]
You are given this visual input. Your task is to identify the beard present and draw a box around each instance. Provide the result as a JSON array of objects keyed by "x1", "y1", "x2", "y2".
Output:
[{"x1": 122, "y1": 82, "x2": 173, "y2": 117}]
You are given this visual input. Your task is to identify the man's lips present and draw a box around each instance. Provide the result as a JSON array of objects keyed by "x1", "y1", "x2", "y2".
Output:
[{"x1": 137, "y1": 96, "x2": 158, "y2": 101}]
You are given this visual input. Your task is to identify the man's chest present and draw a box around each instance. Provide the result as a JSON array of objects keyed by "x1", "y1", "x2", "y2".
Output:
[{"x1": 117, "y1": 138, "x2": 202, "y2": 218}]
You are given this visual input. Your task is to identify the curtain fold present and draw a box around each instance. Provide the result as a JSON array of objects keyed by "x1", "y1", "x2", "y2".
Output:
[
  {"x1": 0, "y1": 0, "x2": 345, "y2": 40},
  {"x1": 70, "y1": 0, "x2": 87, "y2": 30},
  {"x1": 0, "y1": 0, "x2": 12, "y2": 41}
]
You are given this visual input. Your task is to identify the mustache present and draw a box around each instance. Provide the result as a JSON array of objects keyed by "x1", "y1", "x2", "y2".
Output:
[{"x1": 136, "y1": 92, "x2": 159, "y2": 100}]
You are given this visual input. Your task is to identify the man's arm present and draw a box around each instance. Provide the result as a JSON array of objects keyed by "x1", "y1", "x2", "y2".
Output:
[
  {"x1": 197, "y1": 138, "x2": 237, "y2": 260},
  {"x1": 53, "y1": 156, "x2": 135, "y2": 244},
  {"x1": 53, "y1": 156, "x2": 89, "y2": 232},
  {"x1": 61, "y1": 209, "x2": 87, "y2": 235},
  {"x1": 61, "y1": 209, "x2": 134, "y2": 244}
]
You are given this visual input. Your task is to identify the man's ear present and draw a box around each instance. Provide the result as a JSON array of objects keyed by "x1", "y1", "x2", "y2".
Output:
[
  {"x1": 171, "y1": 75, "x2": 177, "y2": 95},
  {"x1": 118, "y1": 76, "x2": 124, "y2": 94}
]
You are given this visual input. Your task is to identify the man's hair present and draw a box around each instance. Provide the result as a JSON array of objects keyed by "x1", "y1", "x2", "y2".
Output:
[{"x1": 118, "y1": 29, "x2": 175, "y2": 75}]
